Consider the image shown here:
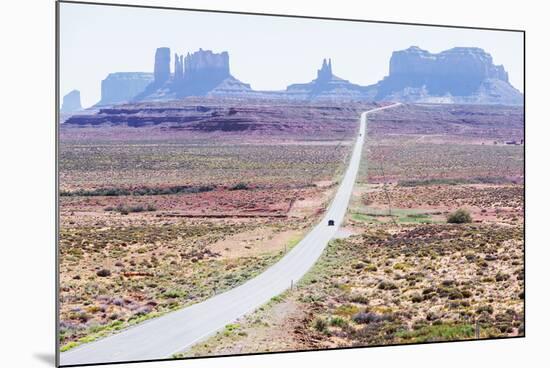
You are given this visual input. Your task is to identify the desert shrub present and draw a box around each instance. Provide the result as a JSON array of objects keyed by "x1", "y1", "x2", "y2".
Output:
[
  {"x1": 76, "y1": 312, "x2": 92, "y2": 323},
  {"x1": 461, "y1": 290, "x2": 473, "y2": 298},
  {"x1": 437, "y1": 286, "x2": 464, "y2": 300},
  {"x1": 476, "y1": 305, "x2": 494, "y2": 315},
  {"x1": 334, "y1": 304, "x2": 360, "y2": 317},
  {"x1": 447, "y1": 209, "x2": 472, "y2": 224},
  {"x1": 464, "y1": 252, "x2": 477, "y2": 262},
  {"x1": 426, "y1": 312, "x2": 440, "y2": 322},
  {"x1": 393, "y1": 262, "x2": 409, "y2": 270},
  {"x1": 406, "y1": 213, "x2": 429, "y2": 219},
  {"x1": 61, "y1": 185, "x2": 214, "y2": 197},
  {"x1": 411, "y1": 293, "x2": 423, "y2": 303},
  {"x1": 105, "y1": 204, "x2": 157, "y2": 214},
  {"x1": 230, "y1": 182, "x2": 249, "y2": 191},
  {"x1": 128, "y1": 205, "x2": 145, "y2": 213},
  {"x1": 86, "y1": 305, "x2": 101, "y2": 314},
  {"x1": 61, "y1": 188, "x2": 130, "y2": 197},
  {"x1": 350, "y1": 295, "x2": 369, "y2": 304},
  {"x1": 495, "y1": 272, "x2": 510, "y2": 282},
  {"x1": 396, "y1": 323, "x2": 474, "y2": 342},
  {"x1": 378, "y1": 281, "x2": 398, "y2": 290},
  {"x1": 352, "y1": 312, "x2": 371, "y2": 324},
  {"x1": 112, "y1": 298, "x2": 124, "y2": 306},
  {"x1": 422, "y1": 287, "x2": 436, "y2": 295},
  {"x1": 162, "y1": 289, "x2": 187, "y2": 299},
  {"x1": 96, "y1": 269, "x2": 111, "y2": 277},
  {"x1": 313, "y1": 317, "x2": 328, "y2": 332},
  {"x1": 413, "y1": 321, "x2": 429, "y2": 330},
  {"x1": 329, "y1": 316, "x2": 347, "y2": 328},
  {"x1": 134, "y1": 306, "x2": 152, "y2": 316},
  {"x1": 352, "y1": 312, "x2": 392, "y2": 324},
  {"x1": 398, "y1": 177, "x2": 509, "y2": 187},
  {"x1": 182, "y1": 185, "x2": 215, "y2": 194}
]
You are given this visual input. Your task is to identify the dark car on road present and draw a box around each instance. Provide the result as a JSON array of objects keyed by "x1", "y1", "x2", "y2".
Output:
[{"x1": 328, "y1": 219, "x2": 335, "y2": 226}]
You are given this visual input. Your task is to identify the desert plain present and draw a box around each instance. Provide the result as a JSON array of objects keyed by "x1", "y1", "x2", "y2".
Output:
[{"x1": 58, "y1": 100, "x2": 524, "y2": 354}]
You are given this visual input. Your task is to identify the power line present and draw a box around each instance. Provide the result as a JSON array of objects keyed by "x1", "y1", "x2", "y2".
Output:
[{"x1": 376, "y1": 161, "x2": 398, "y2": 226}]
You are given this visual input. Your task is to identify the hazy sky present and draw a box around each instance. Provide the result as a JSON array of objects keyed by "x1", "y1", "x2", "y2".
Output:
[{"x1": 60, "y1": 2, "x2": 524, "y2": 108}]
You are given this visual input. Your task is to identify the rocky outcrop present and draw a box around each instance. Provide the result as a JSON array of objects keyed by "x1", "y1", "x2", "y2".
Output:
[
  {"x1": 209, "y1": 48, "x2": 521, "y2": 105},
  {"x1": 153, "y1": 47, "x2": 171, "y2": 84},
  {"x1": 98, "y1": 73, "x2": 153, "y2": 105},
  {"x1": 185, "y1": 49, "x2": 230, "y2": 79},
  {"x1": 64, "y1": 106, "x2": 213, "y2": 127},
  {"x1": 316, "y1": 58, "x2": 333, "y2": 82},
  {"x1": 174, "y1": 53, "x2": 184, "y2": 82},
  {"x1": 372, "y1": 46, "x2": 522, "y2": 104},
  {"x1": 286, "y1": 58, "x2": 372, "y2": 100},
  {"x1": 132, "y1": 48, "x2": 174, "y2": 101},
  {"x1": 103, "y1": 46, "x2": 521, "y2": 105},
  {"x1": 208, "y1": 77, "x2": 253, "y2": 97},
  {"x1": 63, "y1": 102, "x2": 362, "y2": 136},
  {"x1": 178, "y1": 49, "x2": 233, "y2": 96},
  {"x1": 134, "y1": 48, "x2": 251, "y2": 101},
  {"x1": 388, "y1": 47, "x2": 510, "y2": 86},
  {"x1": 61, "y1": 90, "x2": 82, "y2": 112}
]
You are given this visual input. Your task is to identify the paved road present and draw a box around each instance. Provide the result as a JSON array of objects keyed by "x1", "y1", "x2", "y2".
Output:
[{"x1": 60, "y1": 104, "x2": 399, "y2": 366}]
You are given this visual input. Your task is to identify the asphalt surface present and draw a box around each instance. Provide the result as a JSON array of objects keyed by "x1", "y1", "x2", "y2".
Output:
[{"x1": 60, "y1": 104, "x2": 399, "y2": 366}]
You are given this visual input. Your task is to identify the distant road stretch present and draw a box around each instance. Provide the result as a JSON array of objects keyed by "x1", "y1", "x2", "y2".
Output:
[{"x1": 60, "y1": 103, "x2": 400, "y2": 366}]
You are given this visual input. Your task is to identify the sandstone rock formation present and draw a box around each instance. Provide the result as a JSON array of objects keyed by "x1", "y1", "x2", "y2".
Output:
[
  {"x1": 185, "y1": 49, "x2": 230, "y2": 78},
  {"x1": 103, "y1": 46, "x2": 521, "y2": 105},
  {"x1": 371, "y1": 46, "x2": 522, "y2": 104},
  {"x1": 61, "y1": 90, "x2": 82, "y2": 112},
  {"x1": 98, "y1": 72, "x2": 154, "y2": 105},
  {"x1": 132, "y1": 48, "x2": 174, "y2": 101},
  {"x1": 179, "y1": 49, "x2": 232, "y2": 96},
  {"x1": 134, "y1": 48, "x2": 251, "y2": 101},
  {"x1": 153, "y1": 47, "x2": 171, "y2": 84},
  {"x1": 212, "y1": 47, "x2": 521, "y2": 105},
  {"x1": 285, "y1": 58, "x2": 372, "y2": 100},
  {"x1": 316, "y1": 58, "x2": 333, "y2": 82},
  {"x1": 174, "y1": 53, "x2": 184, "y2": 82}
]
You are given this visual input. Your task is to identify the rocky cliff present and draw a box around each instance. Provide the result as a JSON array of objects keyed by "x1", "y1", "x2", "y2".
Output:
[
  {"x1": 134, "y1": 48, "x2": 251, "y2": 101},
  {"x1": 96, "y1": 46, "x2": 521, "y2": 105},
  {"x1": 61, "y1": 90, "x2": 82, "y2": 112},
  {"x1": 372, "y1": 46, "x2": 522, "y2": 104},
  {"x1": 153, "y1": 47, "x2": 171, "y2": 84},
  {"x1": 98, "y1": 72, "x2": 154, "y2": 105},
  {"x1": 179, "y1": 49, "x2": 233, "y2": 96}
]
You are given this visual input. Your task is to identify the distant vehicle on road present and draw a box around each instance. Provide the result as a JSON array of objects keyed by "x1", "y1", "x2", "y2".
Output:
[{"x1": 328, "y1": 219, "x2": 335, "y2": 226}]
